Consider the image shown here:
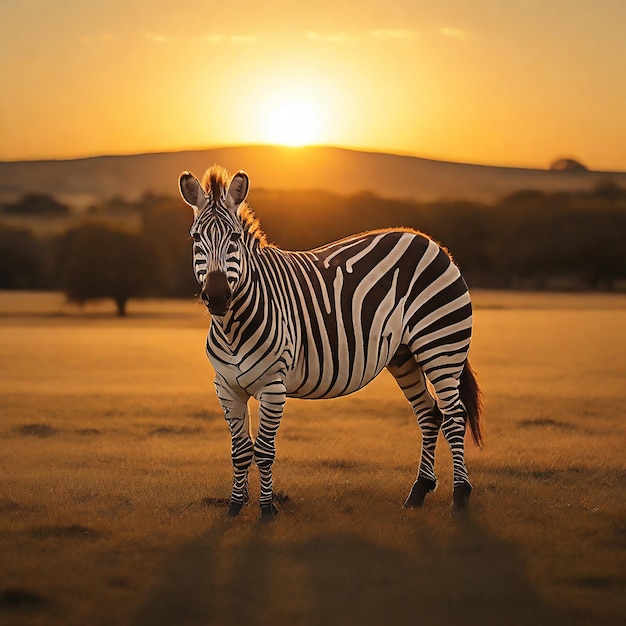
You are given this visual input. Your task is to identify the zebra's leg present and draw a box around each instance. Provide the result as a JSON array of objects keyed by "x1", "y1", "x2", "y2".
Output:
[
  {"x1": 424, "y1": 364, "x2": 473, "y2": 509},
  {"x1": 387, "y1": 348, "x2": 442, "y2": 507},
  {"x1": 254, "y1": 379, "x2": 287, "y2": 522},
  {"x1": 214, "y1": 376, "x2": 253, "y2": 517}
]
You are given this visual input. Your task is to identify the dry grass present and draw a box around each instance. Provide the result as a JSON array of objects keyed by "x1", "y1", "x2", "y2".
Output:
[{"x1": 0, "y1": 290, "x2": 625, "y2": 626}]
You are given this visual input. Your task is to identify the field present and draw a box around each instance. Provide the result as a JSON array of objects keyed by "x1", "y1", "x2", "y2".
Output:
[{"x1": 1, "y1": 290, "x2": 625, "y2": 626}]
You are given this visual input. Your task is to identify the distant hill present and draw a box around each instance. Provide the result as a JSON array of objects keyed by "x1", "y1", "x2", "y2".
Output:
[{"x1": 1, "y1": 145, "x2": 625, "y2": 209}]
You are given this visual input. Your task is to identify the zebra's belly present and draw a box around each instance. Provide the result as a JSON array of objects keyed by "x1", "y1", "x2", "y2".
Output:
[
  {"x1": 285, "y1": 368, "x2": 385, "y2": 399},
  {"x1": 283, "y1": 331, "x2": 401, "y2": 400}
]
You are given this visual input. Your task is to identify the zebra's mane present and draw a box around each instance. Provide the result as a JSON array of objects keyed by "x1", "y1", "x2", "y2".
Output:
[{"x1": 201, "y1": 165, "x2": 268, "y2": 248}]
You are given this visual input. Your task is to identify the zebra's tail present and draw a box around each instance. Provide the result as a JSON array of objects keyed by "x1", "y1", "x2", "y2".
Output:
[{"x1": 460, "y1": 360, "x2": 484, "y2": 448}]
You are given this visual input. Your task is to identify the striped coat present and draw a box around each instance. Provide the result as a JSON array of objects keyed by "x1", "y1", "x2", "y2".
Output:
[{"x1": 180, "y1": 166, "x2": 482, "y2": 520}]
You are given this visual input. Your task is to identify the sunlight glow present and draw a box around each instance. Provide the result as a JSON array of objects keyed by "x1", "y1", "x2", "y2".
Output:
[{"x1": 264, "y1": 100, "x2": 323, "y2": 147}]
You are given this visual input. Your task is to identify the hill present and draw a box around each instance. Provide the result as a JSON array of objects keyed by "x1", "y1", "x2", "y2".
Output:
[{"x1": 1, "y1": 145, "x2": 625, "y2": 209}]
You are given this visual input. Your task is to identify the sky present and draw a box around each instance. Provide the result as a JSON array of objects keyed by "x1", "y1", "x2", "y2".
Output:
[{"x1": 1, "y1": 0, "x2": 626, "y2": 170}]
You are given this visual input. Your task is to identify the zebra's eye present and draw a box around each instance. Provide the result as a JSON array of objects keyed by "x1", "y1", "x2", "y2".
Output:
[{"x1": 230, "y1": 232, "x2": 241, "y2": 242}]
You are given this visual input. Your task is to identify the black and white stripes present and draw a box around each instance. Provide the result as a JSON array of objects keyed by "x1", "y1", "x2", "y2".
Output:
[{"x1": 179, "y1": 165, "x2": 483, "y2": 517}]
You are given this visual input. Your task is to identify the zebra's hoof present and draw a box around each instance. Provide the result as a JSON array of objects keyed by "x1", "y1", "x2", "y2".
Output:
[
  {"x1": 227, "y1": 501, "x2": 244, "y2": 517},
  {"x1": 403, "y1": 476, "x2": 437, "y2": 508},
  {"x1": 260, "y1": 503, "x2": 278, "y2": 523},
  {"x1": 452, "y1": 483, "x2": 472, "y2": 510}
]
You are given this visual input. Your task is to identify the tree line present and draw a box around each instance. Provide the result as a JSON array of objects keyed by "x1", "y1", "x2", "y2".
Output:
[{"x1": 1, "y1": 182, "x2": 625, "y2": 314}]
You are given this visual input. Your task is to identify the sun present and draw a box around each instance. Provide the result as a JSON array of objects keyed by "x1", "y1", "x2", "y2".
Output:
[{"x1": 265, "y1": 100, "x2": 322, "y2": 147}]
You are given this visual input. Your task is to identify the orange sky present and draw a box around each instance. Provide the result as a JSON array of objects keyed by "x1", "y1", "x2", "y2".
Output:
[{"x1": 1, "y1": 0, "x2": 626, "y2": 170}]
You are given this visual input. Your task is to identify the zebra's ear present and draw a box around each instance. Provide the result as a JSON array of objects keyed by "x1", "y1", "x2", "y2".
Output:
[
  {"x1": 226, "y1": 170, "x2": 249, "y2": 212},
  {"x1": 178, "y1": 171, "x2": 207, "y2": 208}
]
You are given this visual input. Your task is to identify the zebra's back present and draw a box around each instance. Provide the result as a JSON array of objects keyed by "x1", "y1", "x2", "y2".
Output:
[{"x1": 277, "y1": 229, "x2": 472, "y2": 399}]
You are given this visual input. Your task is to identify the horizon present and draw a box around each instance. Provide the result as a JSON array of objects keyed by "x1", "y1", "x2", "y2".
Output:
[
  {"x1": 2, "y1": 1, "x2": 626, "y2": 171},
  {"x1": 3, "y1": 142, "x2": 626, "y2": 174}
]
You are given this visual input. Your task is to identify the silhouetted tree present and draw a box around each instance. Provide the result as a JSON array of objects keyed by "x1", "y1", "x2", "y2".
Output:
[
  {"x1": 590, "y1": 179, "x2": 626, "y2": 200},
  {"x1": 57, "y1": 224, "x2": 156, "y2": 316},
  {"x1": 140, "y1": 194, "x2": 198, "y2": 297},
  {"x1": 3, "y1": 193, "x2": 70, "y2": 216},
  {"x1": 549, "y1": 158, "x2": 588, "y2": 172},
  {"x1": 0, "y1": 226, "x2": 40, "y2": 288}
]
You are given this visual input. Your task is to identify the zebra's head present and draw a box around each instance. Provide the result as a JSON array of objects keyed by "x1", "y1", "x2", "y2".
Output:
[{"x1": 178, "y1": 167, "x2": 250, "y2": 316}]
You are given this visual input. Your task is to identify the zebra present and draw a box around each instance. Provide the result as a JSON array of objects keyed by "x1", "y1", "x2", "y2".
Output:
[{"x1": 179, "y1": 165, "x2": 483, "y2": 520}]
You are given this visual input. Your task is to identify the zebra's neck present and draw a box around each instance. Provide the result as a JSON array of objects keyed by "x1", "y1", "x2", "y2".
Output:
[{"x1": 209, "y1": 247, "x2": 283, "y2": 352}]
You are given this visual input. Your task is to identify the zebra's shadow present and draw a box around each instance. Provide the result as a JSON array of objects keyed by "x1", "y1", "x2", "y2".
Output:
[{"x1": 132, "y1": 511, "x2": 564, "y2": 626}]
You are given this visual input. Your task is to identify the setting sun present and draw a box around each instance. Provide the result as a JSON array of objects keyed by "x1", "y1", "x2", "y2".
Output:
[{"x1": 265, "y1": 100, "x2": 323, "y2": 146}]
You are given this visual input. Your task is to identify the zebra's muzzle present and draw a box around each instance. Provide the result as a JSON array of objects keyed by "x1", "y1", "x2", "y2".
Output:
[{"x1": 202, "y1": 271, "x2": 232, "y2": 316}]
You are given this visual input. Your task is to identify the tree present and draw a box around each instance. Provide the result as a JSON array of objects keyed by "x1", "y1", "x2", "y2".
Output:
[
  {"x1": 3, "y1": 193, "x2": 70, "y2": 216},
  {"x1": 0, "y1": 226, "x2": 40, "y2": 288},
  {"x1": 549, "y1": 158, "x2": 588, "y2": 172},
  {"x1": 57, "y1": 224, "x2": 156, "y2": 316},
  {"x1": 139, "y1": 196, "x2": 198, "y2": 298}
]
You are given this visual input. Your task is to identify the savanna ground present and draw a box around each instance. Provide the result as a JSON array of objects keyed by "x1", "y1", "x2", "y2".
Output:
[{"x1": 0, "y1": 290, "x2": 624, "y2": 626}]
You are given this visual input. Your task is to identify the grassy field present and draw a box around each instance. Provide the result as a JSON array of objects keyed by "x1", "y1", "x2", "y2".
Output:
[{"x1": 0, "y1": 290, "x2": 625, "y2": 626}]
